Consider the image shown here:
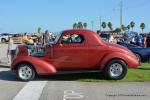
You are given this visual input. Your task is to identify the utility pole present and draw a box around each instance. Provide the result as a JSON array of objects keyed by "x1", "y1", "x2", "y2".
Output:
[
  {"x1": 100, "y1": 16, "x2": 102, "y2": 32},
  {"x1": 91, "y1": 21, "x2": 94, "y2": 31},
  {"x1": 120, "y1": 0, "x2": 123, "y2": 32}
]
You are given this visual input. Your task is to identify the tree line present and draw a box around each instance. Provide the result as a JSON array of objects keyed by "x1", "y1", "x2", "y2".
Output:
[
  {"x1": 100, "y1": 21, "x2": 146, "y2": 33},
  {"x1": 73, "y1": 22, "x2": 87, "y2": 29},
  {"x1": 72, "y1": 21, "x2": 146, "y2": 34}
]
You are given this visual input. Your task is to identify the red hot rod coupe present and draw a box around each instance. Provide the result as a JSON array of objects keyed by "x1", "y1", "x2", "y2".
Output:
[{"x1": 11, "y1": 29, "x2": 139, "y2": 81}]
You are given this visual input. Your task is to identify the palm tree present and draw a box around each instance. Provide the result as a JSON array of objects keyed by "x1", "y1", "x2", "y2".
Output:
[
  {"x1": 83, "y1": 23, "x2": 87, "y2": 29},
  {"x1": 101, "y1": 22, "x2": 106, "y2": 31},
  {"x1": 130, "y1": 21, "x2": 135, "y2": 31},
  {"x1": 140, "y1": 23, "x2": 145, "y2": 34},
  {"x1": 114, "y1": 28, "x2": 121, "y2": 34},
  {"x1": 108, "y1": 22, "x2": 113, "y2": 31},
  {"x1": 37, "y1": 27, "x2": 41, "y2": 34},
  {"x1": 77, "y1": 22, "x2": 83, "y2": 29},
  {"x1": 121, "y1": 25, "x2": 127, "y2": 32},
  {"x1": 73, "y1": 23, "x2": 78, "y2": 29},
  {"x1": 127, "y1": 25, "x2": 130, "y2": 31}
]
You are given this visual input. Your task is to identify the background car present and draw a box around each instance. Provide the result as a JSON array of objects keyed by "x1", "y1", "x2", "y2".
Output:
[
  {"x1": 100, "y1": 33, "x2": 109, "y2": 41},
  {"x1": 0, "y1": 33, "x2": 12, "y2": 43},
  {"x1": 117, "y1": 41, "x2": 150, "y2": 62}
]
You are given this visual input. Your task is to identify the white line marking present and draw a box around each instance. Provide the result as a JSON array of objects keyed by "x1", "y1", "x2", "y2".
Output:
[
  {"x1": 63, "y1": 90, "x2": 83, "y2": 100},
  {"x1": 13, "y1": 81, "x2": 47, "y2": 100}
]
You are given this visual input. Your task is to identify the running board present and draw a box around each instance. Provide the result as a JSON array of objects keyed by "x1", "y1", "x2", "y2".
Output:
[{"x1": 55, "y1": 70, "x2": 103, "y2": 74}]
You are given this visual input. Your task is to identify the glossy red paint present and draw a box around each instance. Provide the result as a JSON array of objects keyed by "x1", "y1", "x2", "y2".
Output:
[
  {"x1": 11, "y1": 29, "x2": 139, "y2": 75},
  {"x1": 17, "y1": 45, "x2": 28, "y2": 56},
  {"x1": 12, "y1": 56, "x2": 56, "y2": 74}
]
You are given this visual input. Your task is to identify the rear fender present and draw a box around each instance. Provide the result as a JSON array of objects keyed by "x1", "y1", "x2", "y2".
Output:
[
  {"x1": 100, "y1": 52, "x2": 139, "y2": 69},
  {"x1": 12, "y1": 56, "x2": 56, "y2": 75}
]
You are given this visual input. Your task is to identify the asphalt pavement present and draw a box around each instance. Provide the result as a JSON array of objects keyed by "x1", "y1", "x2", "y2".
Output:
[{"x1": 0, "y1": 67, "x2": 150, "y2": 100}]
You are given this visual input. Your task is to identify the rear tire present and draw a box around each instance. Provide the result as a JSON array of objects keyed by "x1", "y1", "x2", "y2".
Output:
[
  {"x1": 1, "y1": 38, "x2": 6, "y2": 43},
  {"x1": 17, "y1": 63, "x2": 36, "y2": 81},
  {"x1": 103, "y1": 59, "x2": 127, "y2": 80}
]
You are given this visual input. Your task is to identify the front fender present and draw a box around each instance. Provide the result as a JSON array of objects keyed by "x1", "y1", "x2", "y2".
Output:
[
  {"x1": 11, "y1": 56, "x2": 56, "y2": 75},
  {"x1": 100, "y1": 52, "x2": 139, "y2": 69}
]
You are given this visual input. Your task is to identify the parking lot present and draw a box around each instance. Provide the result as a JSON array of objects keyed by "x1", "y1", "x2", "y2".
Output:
[
  {"x1": 0, "y1": 44, "x2": 150, "y2": 100},
  {"x1": 0, "y1": 44, "x2": 8, "y2": 64},
  {"x1": 0, "y1": 68, "x2": 150, "y2": 100}
]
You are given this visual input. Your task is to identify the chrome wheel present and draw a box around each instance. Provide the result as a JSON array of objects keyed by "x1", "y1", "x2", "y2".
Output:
[
  {"x1": 104, "y1": 59, "x2": 127, "y2": 80},
  {"x1": 110, "y1": 63, "x2": 123, "y2": 77},
  {"x1": 17, "y1": 63, "x2": 35, "y2": 81}
]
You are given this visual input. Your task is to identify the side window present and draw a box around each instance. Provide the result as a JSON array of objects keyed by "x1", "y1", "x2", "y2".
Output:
[
  {"x1": 61, "y1": 34, "x2": 85, "y2": 44},
  {"x1": 61, "y1": 34, "x2": 72, "y2": 44},
  {"x1": 71, "y1": 34, "x2": 85, "y2": 43}
]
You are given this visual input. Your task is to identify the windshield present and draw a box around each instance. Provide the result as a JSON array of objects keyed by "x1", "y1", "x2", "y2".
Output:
[{"x1": 49, "y1": 31, "x2": 63, "y2": 44}]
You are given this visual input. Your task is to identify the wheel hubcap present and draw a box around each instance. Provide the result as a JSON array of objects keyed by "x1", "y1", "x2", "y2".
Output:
[
  {"x1": 110, "y1": 63, "x2": 123, "y2": 77},
  {"x1": 19, "y1": 66, "x2": 32, "y2": 80}
]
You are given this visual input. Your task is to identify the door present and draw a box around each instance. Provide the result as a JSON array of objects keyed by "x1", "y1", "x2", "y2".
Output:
[{"x1": 52, "y1": 33, "x2": 88, "y2": 70}]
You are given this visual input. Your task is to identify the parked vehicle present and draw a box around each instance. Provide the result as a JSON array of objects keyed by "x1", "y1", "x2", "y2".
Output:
[
  {"x1": 11, "y1": 29, "x2": 139, "y2": 81},
  {"x1": 0, "y1": 33, "x2": 12, "y2": 43},
  {"x1": 99, "y1": 33, "x2": 109, "y2": 41},
  {"x1": 117, "y1": 42, "x2": 150, "y2": 62}
]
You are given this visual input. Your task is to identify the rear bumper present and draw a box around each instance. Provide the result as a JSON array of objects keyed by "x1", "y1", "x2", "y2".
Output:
[{"x1": 127, "y1": 55, "x2": 140, "y2": 68}]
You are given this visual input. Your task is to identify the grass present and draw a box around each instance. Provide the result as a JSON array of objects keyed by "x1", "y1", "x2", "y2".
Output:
[
  {"x1": 39, "y1": 63, "x2": 150, "y2": 82},
  {"x1": 78, "y1": 63, "x2": 150, "y2": 82},
  {"x1": 123, "y1": 63, "x2": 150, "y2": 82}
]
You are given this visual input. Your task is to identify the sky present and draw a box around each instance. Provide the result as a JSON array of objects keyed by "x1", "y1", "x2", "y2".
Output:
[{"x1": 0, "y1": 0, "x2": 150, "y2": 33}]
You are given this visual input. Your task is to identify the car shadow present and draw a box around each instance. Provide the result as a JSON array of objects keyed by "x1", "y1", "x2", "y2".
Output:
[
  {"x1": 36, "y1": 72, "x2": 105, "y2": 81},
  {"x1": 137, "y1": 68, "x2": 150, "y2": 71},
  {"x1": 0, "y1": 70, "x2": 106, "y2": 82}
]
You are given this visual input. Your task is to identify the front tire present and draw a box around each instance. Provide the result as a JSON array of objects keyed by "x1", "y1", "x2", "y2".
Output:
[
  {"x1": 104, "y1": 59, "x2": 127, "y2": 80},
  {"x1": 17, "y1": 63, "x2": 35, "y2": 81}
]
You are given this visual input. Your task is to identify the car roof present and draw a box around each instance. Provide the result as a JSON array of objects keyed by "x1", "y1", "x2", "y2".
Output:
[{"x1": 62, "y1": 29, "x2": 96, "y2": 35}]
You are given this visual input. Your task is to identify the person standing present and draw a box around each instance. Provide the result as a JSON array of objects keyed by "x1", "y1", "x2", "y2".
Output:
[
  {"x1": 146, "y1": 33, "x2": 150, "y2": 47},
  {"x1": 7, "y1": 37, "x2": 15, "y2": 65},
  {"x1": 42, "y1": 30, "x2": 50, "y2": 45},
  {"x1": 135, "y1": 33, "x2": 143, "y2": 46},
  {"x1": 123, "y1": 32, "x2": 129, "y2": 41},
  {"x1": 22, "y1": 33, "x2": 28, "y2": 43},
  {"x1": 108, "y1": 33, "x2": 114, "y2": 43},
  {"x1": 142, "y1": 34, "x2": 147, "y2": 48}
]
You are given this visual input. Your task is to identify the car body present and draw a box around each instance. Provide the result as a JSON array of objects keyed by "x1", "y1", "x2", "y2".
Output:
[
  {"x1": 11, "y1": 29, "x2": 139, "y2": 81},
  {"x1": 0, "y1": 33, "x2": 12, "y2": 43},
  {"x1": 117, "y1": 42, "x2": 150, "y2": 62}
]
